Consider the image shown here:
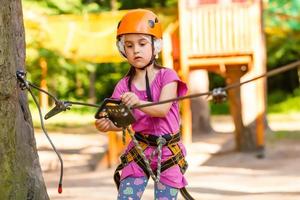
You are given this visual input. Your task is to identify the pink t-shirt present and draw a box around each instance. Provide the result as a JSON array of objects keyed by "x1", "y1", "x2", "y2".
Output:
[{"x1": 111, "y1": 68, "x2": 188, "y2": 188}]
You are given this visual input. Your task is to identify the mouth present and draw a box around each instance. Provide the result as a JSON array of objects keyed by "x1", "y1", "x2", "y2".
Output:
[{"x1": 134, "y1": 56, "x2": 143, "y2": 60}]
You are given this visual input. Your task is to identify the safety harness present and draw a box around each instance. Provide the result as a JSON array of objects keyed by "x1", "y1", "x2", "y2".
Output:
[
  {"x1": 94, "y1": 98, "x2": 194, "y2": 199},
  {"x1": 113, "y1": 130, "x2": 194, "y2": 199}
]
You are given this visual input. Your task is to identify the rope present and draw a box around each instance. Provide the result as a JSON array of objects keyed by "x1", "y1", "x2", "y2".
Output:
[
  {"x1": 156, "y1": 136, "x2": 166, "y2": 182},
  {"x1": 126, "y1": 128, "x2": 167, "y2": 183},
  {"x1": 28, "y1": 88, "x2": 63, "y2": 194},
  {"x1": 29, "y1": 83, "x2": 59, "y2": 102},
  {"x1": 16, "y1": 70, "x2": 63, "y2": 193},
  {"x1": 126, "y1": 127, "x2": 157, "y2": 182}
]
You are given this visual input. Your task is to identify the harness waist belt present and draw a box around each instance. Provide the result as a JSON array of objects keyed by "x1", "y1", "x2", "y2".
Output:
[{"x1": 135, "y1": 132, "x2": 180, "y2": 146}]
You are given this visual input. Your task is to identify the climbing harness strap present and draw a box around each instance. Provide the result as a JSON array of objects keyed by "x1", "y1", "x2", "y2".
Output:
[
  {"x1": 134, "y1": 132, "x2": 181, "y2": 146},
  {"x1": 145, "y1": 70, "x2": 153, "y2": 102},
  {"x1": 162, "y1": 144, "x2": 188, "y2": 174},
  {"x1": 180, "y1": 187, "x2": 195, "y2": 200},
  {"x1": 113, "y1": 142, "x2": 149, "y2": 189}
]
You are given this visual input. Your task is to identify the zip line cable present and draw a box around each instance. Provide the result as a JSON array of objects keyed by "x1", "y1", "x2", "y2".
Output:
[
  {"x1": 16, "y1": 71, "x2": 64, "y2": 193},
  {"x1": 133, "y1": 60, "x2": 300, "y2": 109},
  {"x1": 29, "y1": 88, "x2": 64, "y2": 193}
]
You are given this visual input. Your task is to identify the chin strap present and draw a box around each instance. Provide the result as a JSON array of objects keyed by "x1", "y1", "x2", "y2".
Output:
[
  {"x1": 141, "y1": 36, "x2": 155, "y2": 102},
  {"x1": 145, "y1": 70, "x2": 153, "y2": 102}
]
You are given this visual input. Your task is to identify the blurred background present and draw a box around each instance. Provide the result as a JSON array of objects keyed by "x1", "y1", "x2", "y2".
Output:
[{"x1": 23, "y1": 0, "x2": 299, "y2": 129}]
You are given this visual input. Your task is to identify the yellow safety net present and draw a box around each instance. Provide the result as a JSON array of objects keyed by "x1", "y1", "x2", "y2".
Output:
[{"x1": 24, "y1": 9, "x2": 176, "y2": 63}]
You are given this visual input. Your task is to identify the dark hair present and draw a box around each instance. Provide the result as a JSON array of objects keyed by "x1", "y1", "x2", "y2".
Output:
[{"x1": 126, "y1": 61, "x2": 164, "y2": 91}]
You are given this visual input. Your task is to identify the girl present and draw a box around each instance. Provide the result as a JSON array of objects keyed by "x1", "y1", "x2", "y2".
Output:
[{"x1": 95, "y1": 9, "x2": 191, "y2": 200}]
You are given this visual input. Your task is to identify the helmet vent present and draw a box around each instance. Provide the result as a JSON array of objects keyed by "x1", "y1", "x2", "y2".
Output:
[{"x1": 148, "y1": 20, "x2": 155, "y2": 28}]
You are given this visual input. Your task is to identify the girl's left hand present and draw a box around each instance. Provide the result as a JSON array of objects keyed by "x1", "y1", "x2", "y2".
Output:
[{"x1": 121, "y1": 92, "x2": 140, "y2": 107}]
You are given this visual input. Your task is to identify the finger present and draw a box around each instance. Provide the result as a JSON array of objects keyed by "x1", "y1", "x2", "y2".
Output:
[
  {"x1": 121, "y1": 92, "x2": 129, "y2": 99},
  {"x1": 97, "y1": 120, "x2": 110, "y2": 132},
  {"x1": 95, "y1": 118, "x2": 105, "y2": 125},
  {"x1": 95, "y1": 118, "x2": 109, "y2": 128},
  {"x1": 123, "y1": 93, "x2": 131, "y2": 102},
  {"x1": 123, "y1": 92, "x2": 134, "y2": 100},
  {"x1": 123, "y1": 96, "x2": 131, "y2": 105},
  {"x1": 128, "y1": 99, "x2": 136, "y2": 107}
]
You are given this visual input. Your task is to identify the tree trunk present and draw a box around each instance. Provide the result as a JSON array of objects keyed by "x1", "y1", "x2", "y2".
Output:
[{"x1": 0, "y1": 0, "x2": 49, "y2": 199}]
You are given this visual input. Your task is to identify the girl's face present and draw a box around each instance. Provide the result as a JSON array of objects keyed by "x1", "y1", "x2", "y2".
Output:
[{"x1": 123, "y1": 34, "x2": 153, "y2": 69}]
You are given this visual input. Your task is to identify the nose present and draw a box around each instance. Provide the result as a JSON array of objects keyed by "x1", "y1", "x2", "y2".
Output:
[{"x1": 133, "y1": 45, "x2": 140, "y2": 54}]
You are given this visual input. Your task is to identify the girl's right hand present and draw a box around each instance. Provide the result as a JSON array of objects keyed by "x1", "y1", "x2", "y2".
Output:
[{"x1": 95, "y1": 118, "x2": 112, "y2": 132}]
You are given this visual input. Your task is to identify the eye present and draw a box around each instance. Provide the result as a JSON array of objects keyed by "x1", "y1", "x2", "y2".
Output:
[{"x1": 139, "y1": 40, "x2": 148, "y2": 46}]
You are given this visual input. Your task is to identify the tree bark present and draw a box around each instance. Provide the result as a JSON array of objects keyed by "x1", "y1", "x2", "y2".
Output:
[{"x1": 0, "y1": 0, "x2": 49, "y2": 199}]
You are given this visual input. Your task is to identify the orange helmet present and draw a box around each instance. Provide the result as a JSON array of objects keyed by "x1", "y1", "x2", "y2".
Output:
[{"x1": 117, "y1": 9, "x2": 162, "y2": 39}]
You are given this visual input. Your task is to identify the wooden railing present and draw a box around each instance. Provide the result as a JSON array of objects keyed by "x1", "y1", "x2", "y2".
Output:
[{"x1": 182, "y1": 3, "x2": 255, "y2": 58}]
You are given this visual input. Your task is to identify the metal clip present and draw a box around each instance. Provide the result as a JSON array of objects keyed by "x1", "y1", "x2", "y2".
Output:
[
  {"x1": 44, "y1": 101, "x2": 71, "y2": 120},
  {"x1": 16, "y1": 70, "x2": 29, "y2": 90},
  {"x1": 212, "y1": 87, "x2": 227, "y2": 103}
]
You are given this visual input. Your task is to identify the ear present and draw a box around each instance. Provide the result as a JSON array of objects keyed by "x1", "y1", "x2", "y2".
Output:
[
  {"x1": 153, "y1": 38, "x2": 162, "y2": 56},
  {"x1": 116, "y1": 37, "x2": 127, "y2": 58}
]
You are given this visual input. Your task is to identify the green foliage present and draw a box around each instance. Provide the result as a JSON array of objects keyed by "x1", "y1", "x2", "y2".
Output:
[
  {"x1": 208, "y1": 72, "x2": 230, "y2": 115},
  {"x1": 119, "y1": 0, "x2": 177, "y2": 9},
  {"x1": 22, "y1": 0, "x2": 106, "y2": 14},
  {"x1": 266, "y1": 0, "x2": 300, "y2": 31},
  {"x1": 265, "y1": 0, "x2": 300, "y2": 93},
  {"x1": 210, "y1": 102, "x2": 230, "y2": 115},
  {"x1": 265, "y1": 0, "x2": 300, "y2": 80},
  {"x1": 267, "y1": 90, "x2": 287, "y2": 104},
  {"x1": 26, "y1": 54, "x2": 129, "y2": 105},
  {"x1": 272, "y1": 131, "x2": 300, "y2": 140},
  {"x1": 22, "y1": 0, "x2": 177, "y2": 14},
  {"x1": 208, "y1": 73, "x2": 226, "y2": 90},
  {"x1": 94, "y1": 62, "x2": 129, "y2": 102},
  {"x1": 268, "y1": 88, "x2": 300, "y2": 114}
]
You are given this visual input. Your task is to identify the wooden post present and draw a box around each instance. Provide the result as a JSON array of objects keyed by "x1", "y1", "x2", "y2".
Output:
[
  {"x1": 107, "y1": 131, "x2": 119, "y2": 168},
  {"x1": 105, "y1": 130, "x2": 130, "y2": 168},
  {"x1": 39, "y1": 57, "x2": 48, "y2": 113},
  {"x1": 189, "y1": 70, "x2": 214, "y2": 135},
  {"x1": 240, "y1": 0, "x2": 266, "y2": 153},
  {"x1": 226, "y1": 66, "x2": 245, "y2": 151},
  {"x1": 178, "y1": 0, "x2": 192, "y2": 144},
  {"x1": 162, "y1": 23, "x2": 175, "y2": 69},
  {"x1": 254, "y1": 0, "x2": 267, "y2": 155}
]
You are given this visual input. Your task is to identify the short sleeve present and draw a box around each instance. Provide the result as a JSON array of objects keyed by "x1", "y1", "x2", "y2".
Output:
[
  {"x1": 161, "y1": 69, "x2": 188, "y2": 97},
  {"x1": 110, "y1": 77, "x2": 128, "y2": 100}
]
